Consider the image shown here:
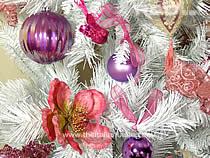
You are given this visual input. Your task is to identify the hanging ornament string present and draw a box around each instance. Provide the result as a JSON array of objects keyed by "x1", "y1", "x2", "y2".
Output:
[
  {"x1": 147, "y1": 0, "x2": 192, "y2": 72},
  {"x1": 74, "y1": 0, "x2": 109, "y2": 44},
  {"x1": 0, "y1": 2, "x2": 25, "y2": 27},
  {"x1": 100, "y1": 3, "x2": 144, "y2": 67},
  {"x1": 111, "y1": 84, "x2": 163, "y2": 129},
  {"x1": 111, "y1": 84, "x2": 137, "y2": 123},
  {"x1": 165, "y1": 38, "x2": 175, "y2": 73},
  {"x1": 75, "y1": 1, "x2": 144, "y2": 67}
]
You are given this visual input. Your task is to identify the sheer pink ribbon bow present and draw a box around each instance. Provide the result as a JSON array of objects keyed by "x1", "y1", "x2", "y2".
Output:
[
  {"x1": 111, "y1": 85, "x2": 163, "y2": 129},
  {"x1": 74, "y1": 1, "x2": 144, "y2": 67}
]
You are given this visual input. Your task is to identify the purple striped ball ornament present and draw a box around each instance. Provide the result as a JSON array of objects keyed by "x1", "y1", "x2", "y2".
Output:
[{"x1": 19, "y1": 11, "x2": 73, "y2": 64}]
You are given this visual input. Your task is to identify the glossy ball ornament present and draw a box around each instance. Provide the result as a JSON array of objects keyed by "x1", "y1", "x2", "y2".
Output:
[
  {"x1": 19, "y1": 11, "x2": 73, "y2": 64},
  {"x1": 107, "y1": 55, "x2": 138, "y2": 82},
  {"x1": 122, "y1": 137, "x2": 153, "y2": 158}
]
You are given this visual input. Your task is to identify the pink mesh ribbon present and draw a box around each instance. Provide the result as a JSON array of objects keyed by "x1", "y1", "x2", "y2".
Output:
[
  {"x1": 111, "y1": 84, "x2": 163, "y2": 127},
  {"x1": 138, "y1": 89, "x2": 163, "y2": 124},
  {"x1": 111, "y1": 84, "x2": 137, "y2": 123},
  {"x1": 98, "y1": 3, "x2": 144, "y2": 67},
  {"x1": 0, "y1": 2, "x2": 25, "y2": 27},
  {"x1": 75, "y1": 1, "x2": 144, "y2": 67}
]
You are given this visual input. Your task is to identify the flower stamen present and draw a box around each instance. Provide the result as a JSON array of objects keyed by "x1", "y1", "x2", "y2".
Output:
[{"x1": 71, "y1": 105, "x2": 89, "y2": 134}]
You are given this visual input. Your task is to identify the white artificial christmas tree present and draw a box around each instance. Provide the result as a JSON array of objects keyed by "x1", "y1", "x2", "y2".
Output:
[{"x1": 0, "y1": 0, "x2": 209, "y2": 157}]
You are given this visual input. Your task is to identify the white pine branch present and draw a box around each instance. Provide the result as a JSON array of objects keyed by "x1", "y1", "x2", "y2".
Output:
[
  {"x1": 192, "y1": 0, "x2": 210, "y2": 17},
  {"x1": 177, "y1": 127, "x2": 210, "y2": 157},
  {"x1": 66, "y1": 29, "x2": 100, "y2": 69},
  {"x1": 126, "y1": 74, "x2": 154, "y2": 113},
  {"x1": 177, "y1": 24, "x2": 210, "y2": 63},
  {"x1": 181, "y1": 99, "x2": 210, "y2": 127},
  {"x1": 153, "y1": 135, "x2": 176, "y2": 158},
  {"x1": 90, "y1": 62, "x2": 113, "y2": 96},
  {"x1": 0, "y1": 79, "x2": 46, "y2": 147},
  {"x1": 41, "y1": 60, "x2": 81, "y2": 95},
  {"x1": 136, "y1": 92, "x2": 196, "y2": 139}
]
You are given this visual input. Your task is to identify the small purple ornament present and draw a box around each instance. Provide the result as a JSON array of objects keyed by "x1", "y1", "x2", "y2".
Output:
[
  {"x1": 107, "y1": 54, "x2": 138, "y2": 82},
  {"x1": 19, "y1": 11, "x2": 73, "y2": 64},
  {"x1": 122, "y1": 137, "x2": 153, "y2": 158}
]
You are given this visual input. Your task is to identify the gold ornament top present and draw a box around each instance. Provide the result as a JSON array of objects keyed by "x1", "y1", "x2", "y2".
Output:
[{"x1": 149, "y1": 0, "x2": 192, "y2": 37}]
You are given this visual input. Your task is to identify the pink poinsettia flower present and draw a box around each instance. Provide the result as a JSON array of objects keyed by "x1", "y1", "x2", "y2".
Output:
[{"x1": 41, "y1": 79, "x2": 112, "y2": 154}]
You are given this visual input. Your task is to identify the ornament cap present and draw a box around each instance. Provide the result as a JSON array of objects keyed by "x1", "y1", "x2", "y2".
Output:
[{"x1": 41, "y1": 6, "x2": 50, "y2": 12}]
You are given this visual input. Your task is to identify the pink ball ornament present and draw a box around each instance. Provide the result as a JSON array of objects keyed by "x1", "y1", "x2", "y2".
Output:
[
  {"x1": 107, "y1": 54, "x2": 138, "y2": 82},
  {"x1": 19, "y1": 11, "x2": 73, "y2": 64}
]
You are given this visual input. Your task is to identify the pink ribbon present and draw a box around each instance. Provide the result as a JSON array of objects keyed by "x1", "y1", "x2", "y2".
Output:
[
  {"x1": 74, "y1": 0, "x2": 88, "y2": 16},
  {"x1": 139, "y1": 88, "x2": 163, "y2": 124},
  {"x1": 111, "y1": 85, "x2": 163, "y2": 127},
  {"x1": 111, "y1": 84, "x2": 137, "y2": 123},
  {"x1": 74, "y1": 1, "x2": 144, "y2": 67},
  {"x1": 98, "y1": 3, "x2": 144, "y2": 67}
]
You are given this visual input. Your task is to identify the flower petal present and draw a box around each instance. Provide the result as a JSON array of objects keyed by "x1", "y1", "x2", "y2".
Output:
[
  {"x1": 48, "y1": 78, "x2": 71, "y2": 112},
  {"x1": 81, "y1": 123, "x2": 112, "y2": 150},
  {"x1": 52, "y1": 115, "x2": 66, "y2": 147},
  {"x1": 41, "y1": 108, "x2": 56, "y2": 142},
  {"x1": 56, "y1": 81, "x2": 71, "y2": 112},
  {"x1": 48, "y1": 79, "x2": 60, "y2": 110},
  {"x1": 65, "y1": 130, "x2": 83, "y2": 155},
  {"x1": 74, "y1": 89, "x2": 106, "y2": 119}
]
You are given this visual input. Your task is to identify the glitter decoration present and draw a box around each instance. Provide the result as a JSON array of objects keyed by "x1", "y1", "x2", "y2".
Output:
[{"x1": 0, "y1": 141, "x2": 55, "y2": 158}]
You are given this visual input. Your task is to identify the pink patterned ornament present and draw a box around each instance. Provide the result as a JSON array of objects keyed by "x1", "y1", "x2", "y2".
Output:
[
  {"x1": 165, "y1": 60, "x2": 206, "y2": 98},
  {"x1": 166, "y1": 59, "x2": 210, "y2": 115}
]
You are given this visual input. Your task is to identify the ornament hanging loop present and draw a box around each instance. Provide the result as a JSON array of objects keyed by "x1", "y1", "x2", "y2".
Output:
[
  {"x1": 74, "y1": 0, "x2": 88, "y2": 16},
  {"x1": 41, "y1": 6, "x2": 50, "y2": 12},
  {"x1": 164, "y1": 37, "x2": 175, "y2": 73}
]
